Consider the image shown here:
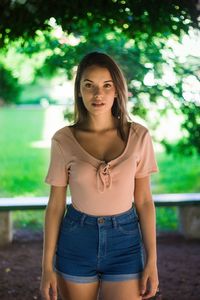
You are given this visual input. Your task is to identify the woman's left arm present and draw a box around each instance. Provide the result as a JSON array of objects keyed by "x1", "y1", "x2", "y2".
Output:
[{"x1": 134, "y1": 175, "x2": 159, "y2": 299}]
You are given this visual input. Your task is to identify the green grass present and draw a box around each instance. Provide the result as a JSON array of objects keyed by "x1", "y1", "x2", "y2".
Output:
[
  {"x1": 0, "y1": 107, "x2": 50, "y2": 197},
  {"x1": 153, "y1": 152, "x2": 200, "y2": 194},
  {"x1": 12, "y1": 210, "x2": 45, "y2": 229},
  {"x1": 0, "y1": 107, "x2": 200, "y2": 231},
  {"x1": 156, "y1": 207, "x2": 179, "y2": 231}
]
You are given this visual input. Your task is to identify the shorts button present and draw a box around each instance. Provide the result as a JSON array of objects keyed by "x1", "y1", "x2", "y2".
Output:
[{"x1": 98, "y1": 217, "x2": 105, "y2": 224}]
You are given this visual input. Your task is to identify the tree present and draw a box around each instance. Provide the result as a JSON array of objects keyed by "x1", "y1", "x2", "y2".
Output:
[
  {"x1": 0, "y1": 0, "x2": 199, "y2": 47},
  {"x1": 0, "y1": 64, "x2": 21, "y2": 103}
]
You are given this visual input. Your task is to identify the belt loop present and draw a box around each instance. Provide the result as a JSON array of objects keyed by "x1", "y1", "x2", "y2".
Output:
[
  {"x1": 112, "y1": 217, "x2": 117, "y2": 228},
  {"x1": 80, "y1": 214, "x2": 86, "y2": 227}
]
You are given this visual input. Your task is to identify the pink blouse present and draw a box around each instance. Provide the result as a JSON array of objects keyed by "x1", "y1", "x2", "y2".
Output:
[{"x1": 45, "y1": 122, "x2": 159, "y2": 215}]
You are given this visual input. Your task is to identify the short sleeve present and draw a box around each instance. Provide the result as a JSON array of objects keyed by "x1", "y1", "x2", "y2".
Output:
[
  {"x1": 135, "y1": 130, "x2": 159, "y2": 178},
  {"x1": 45, "y1": 138, "x2": 68, "y2": 186}
]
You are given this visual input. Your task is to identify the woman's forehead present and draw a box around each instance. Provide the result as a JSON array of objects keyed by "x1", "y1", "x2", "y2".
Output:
[{"x1": 81, "y1": 65, "x2": 112, "y2": 82}]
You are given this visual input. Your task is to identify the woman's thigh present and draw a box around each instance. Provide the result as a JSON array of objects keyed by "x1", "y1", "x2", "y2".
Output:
[
  {"x1": 100, "y1": 279, "x2": 142, "y2": 300},
  {"x1": 57, "y1": 274, "x2": 100, "y2": 300}
]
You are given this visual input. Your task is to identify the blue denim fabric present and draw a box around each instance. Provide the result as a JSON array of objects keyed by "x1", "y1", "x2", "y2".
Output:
[{"x1": 54, "y1": 204, "x2": 144, "y2": 283}]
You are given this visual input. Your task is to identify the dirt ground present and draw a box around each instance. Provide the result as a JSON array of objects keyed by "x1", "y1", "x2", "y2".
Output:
[{"x1": 0, "y1": 230, "x2": 199, "y2": 300}]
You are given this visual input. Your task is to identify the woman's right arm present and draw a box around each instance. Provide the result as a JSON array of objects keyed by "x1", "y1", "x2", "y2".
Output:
[{"x1": 40, "y1": 185, "x2": 67, "y2": 300}]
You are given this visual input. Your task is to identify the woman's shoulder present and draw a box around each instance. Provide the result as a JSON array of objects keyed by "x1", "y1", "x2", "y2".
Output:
[
  {"x1": 131, "y1": 121, "x2": 149, "y2": 135},
  {"x1": 52, "y1": 125, "x2": 72, "y2": 142}
]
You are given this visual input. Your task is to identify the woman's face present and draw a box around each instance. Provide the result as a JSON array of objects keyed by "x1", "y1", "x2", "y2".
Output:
[{"x1": 79, "y1": 65, "x2": 116, "y2": 116}]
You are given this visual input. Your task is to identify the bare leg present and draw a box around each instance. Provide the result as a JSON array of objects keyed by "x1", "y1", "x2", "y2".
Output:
[
  {"x1": 57, "y1": 274, "x2": 100, "y2": 300},
  {"x1": 100, "y1": 279, "x2": 142, "y2": 300}
]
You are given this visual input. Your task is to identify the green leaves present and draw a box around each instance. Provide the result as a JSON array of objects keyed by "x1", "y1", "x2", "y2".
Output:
[
  {"x1": 0, "y1": 0, "x2": 199, "y2": 46},
  {"x1": 0, "y1": 65, "x2": 21, "y2": 103}
]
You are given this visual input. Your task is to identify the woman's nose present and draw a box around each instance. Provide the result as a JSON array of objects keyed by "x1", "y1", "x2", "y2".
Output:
[{"x1": 94, "y1": 86, "x2": 102, "y2": 96}]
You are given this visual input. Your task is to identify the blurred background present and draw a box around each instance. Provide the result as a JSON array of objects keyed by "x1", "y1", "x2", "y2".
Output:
[{"x1": 0, "y1": 0, "x2": 199, "y2": 233}]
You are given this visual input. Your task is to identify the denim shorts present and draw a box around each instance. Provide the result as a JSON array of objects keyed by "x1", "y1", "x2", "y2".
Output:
[{"x1": 54, "y1": 204, "x2": 144, "y2": 283}]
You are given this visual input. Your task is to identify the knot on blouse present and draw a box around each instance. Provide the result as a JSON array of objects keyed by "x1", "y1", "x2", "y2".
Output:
[{"x1": 97, "y1": 162, "x2": 112, "y2": 193}]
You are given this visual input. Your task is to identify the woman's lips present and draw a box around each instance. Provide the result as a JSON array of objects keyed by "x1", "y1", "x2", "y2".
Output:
[{"x1": 91, "y1": 102, "x2": 105, "y2": 107}]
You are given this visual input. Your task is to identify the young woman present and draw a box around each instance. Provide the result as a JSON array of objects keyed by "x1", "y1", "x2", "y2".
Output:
[{"x1": 40, "y1": 52, "x2": 159, "y2": 300}]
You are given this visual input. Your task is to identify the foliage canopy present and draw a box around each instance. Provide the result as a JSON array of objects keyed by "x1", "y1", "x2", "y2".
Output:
[{"x1": 0, "y1": 0, "x2": 199, "y2": 46}]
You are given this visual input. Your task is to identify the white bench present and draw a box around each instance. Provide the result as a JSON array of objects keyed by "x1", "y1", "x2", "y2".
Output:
[{"x1": 0, "y1": 194, "x2": 200, "y2": 245}]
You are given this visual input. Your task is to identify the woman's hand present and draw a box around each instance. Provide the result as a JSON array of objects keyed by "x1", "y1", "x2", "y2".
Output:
[
  {"x1": 40, "y1": 270, "x2": 57, "y2": 300},
  {"x1": 140, "y1": 261, "x2": 159, "y2": 299}
]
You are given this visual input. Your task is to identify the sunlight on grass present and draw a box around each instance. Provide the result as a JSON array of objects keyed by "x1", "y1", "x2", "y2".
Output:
[
  {"x1": 155, "y1": 152, "x2": 200, "y2": 193},
  {"x1": 30, "y1": 105, "x2": 66, "y2": 149},
  {"x1": 0, "y1": 107, "x2": 48, "y2": 196}
]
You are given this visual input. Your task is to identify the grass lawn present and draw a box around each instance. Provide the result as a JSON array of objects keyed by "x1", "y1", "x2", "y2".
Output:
[
  {"x1": 1, "y1": 107, "x2": 200, "y2": 231},
  {"x1": 154, "y1": 152, "x2": 200, "y2": 194},
  {"x1": 0, "y1": 107, "x2": 50, "y2": 197}
]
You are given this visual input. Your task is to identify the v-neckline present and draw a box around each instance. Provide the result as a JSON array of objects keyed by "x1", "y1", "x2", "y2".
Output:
[{"x1": 66, "y1": 122, "x2": 133, "y2": 164}]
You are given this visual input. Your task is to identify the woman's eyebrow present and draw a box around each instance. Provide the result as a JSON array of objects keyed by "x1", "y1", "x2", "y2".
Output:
[{"x1": 83, "y1": 79, "x2": 113, "y2": 83}]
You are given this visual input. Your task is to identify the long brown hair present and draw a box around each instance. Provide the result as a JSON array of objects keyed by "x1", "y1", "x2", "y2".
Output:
[{"x1": 73, "y1": 52, "x2": 132, "y2": 141}]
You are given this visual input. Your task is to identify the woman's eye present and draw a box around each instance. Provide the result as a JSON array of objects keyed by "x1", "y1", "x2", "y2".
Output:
[
  {"x1": 104, "y1": 84, "x2": 112, "y2": 88},
  {"x1": 85, "y1": 83, "x2": 92, "y2": 88}
]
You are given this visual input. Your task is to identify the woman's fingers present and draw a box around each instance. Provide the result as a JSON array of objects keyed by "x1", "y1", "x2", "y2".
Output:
[
  {"x1": 40, "y1": 271, "x2": 57, "y2": 300},
  {"x1": 41, "y1": 285, "x2": 51, "y2": 300},
  {"x1": 140, "y1": 273, "x2": 148, "y2": 296},
  {"x1": 142, "y1": 278, "x2": 159, "y2": 299},
  {"x1": 142, "y1": 287, "x2": 157, "y2": 299},
  {"x1": 41, "y1": 284, "x2": 57, "y2": 300},
  {"x1": 51, "y1": 281, "x2": 57, "y2": 300}
]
